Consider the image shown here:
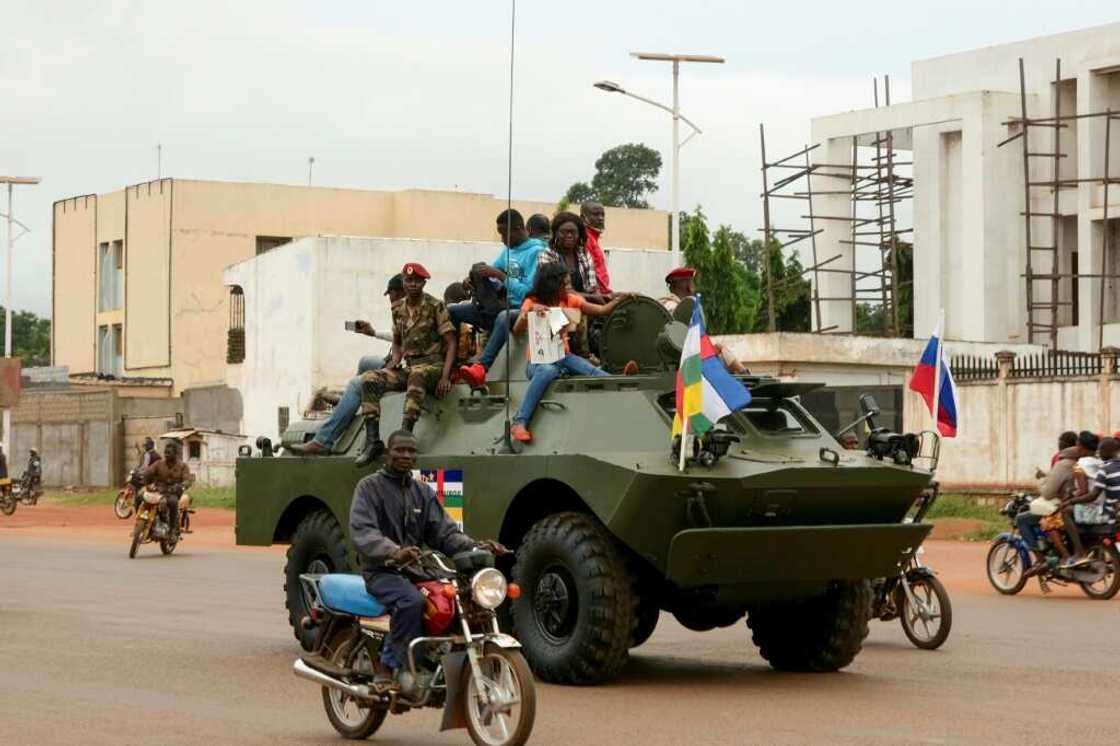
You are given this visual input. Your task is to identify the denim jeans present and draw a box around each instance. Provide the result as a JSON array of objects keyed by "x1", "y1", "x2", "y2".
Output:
[
  {"x1": 1015, "y1": 511, "x2": 1044, "y2": 552},
  {"x1": 514, "y1": 354, "x2": 606, "y2": 425},
  {"x1": 357, "y1": 355, "x2": 385, "y2": 374},
  {"x1": 311, "y1": 375, "x2": 362, "y2": 449},
  {"x1": 448, "y1": 303, "x2": 517, "y2": 370}
]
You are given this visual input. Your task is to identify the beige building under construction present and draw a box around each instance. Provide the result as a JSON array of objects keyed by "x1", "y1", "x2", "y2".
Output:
[{"x1": 51, "y1": 179, "x2": 669, "y2": 395}]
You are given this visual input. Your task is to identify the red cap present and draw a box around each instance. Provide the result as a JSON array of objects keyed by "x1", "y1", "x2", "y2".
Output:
[
  {"x1": 402, "y1": 262, "x2": 431, "y2": 280},
  {"x1": 665, "y1": 266, "x2": 696, "y2": 284}
]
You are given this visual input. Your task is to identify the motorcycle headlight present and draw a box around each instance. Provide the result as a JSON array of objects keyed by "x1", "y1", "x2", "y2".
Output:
[{"x1": 470, "y1": 567, "x2": 508, "y2": 610}]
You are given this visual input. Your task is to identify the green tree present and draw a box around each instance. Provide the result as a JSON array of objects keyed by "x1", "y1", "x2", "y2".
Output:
[
  {"x1": 855, "y1": 241, "x2": 913, "y2": 337},
  {"x1": 681, "y1": 208, "x2": 758, "y2": 334},
  {"x1": 752, "y1": 245, "x2": 811, "y2": 333},
  {"x1": 563, "y1": 143, "x2": 662, "y2": 209},
  {"x1": 0, "y1": 308, "x2": 51, "y2": 367}
]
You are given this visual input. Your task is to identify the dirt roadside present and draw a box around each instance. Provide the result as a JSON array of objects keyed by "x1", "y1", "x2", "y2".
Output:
[{"x1": 0, "y1": 498, "x2": 281, "y2": 553}]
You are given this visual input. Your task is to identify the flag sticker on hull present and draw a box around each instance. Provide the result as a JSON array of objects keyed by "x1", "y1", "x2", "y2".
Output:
[{"x1": 415, "y1": 468, "x2": 464, "y2": 528}]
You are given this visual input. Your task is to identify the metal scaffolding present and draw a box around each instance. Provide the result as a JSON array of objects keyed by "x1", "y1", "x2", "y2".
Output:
[
  {"x1": 1000, "y1": 57, "x2": 1120, "y2": 350},
  {"x1": 759, "y1": 76, "x2": 913, "y2": 336}
]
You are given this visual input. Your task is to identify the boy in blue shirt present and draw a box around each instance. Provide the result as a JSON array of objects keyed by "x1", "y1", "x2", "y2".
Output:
[{"x1": 449, "y1": 209, "x2": 544, "y2": 388}]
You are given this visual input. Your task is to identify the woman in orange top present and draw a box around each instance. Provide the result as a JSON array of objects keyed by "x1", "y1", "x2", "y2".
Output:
[{"x1": 509, "y1": 262, "x2": 628, "y2": 443}]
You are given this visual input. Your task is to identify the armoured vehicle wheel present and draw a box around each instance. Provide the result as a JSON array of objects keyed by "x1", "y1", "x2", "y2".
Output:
[
  {"x1": 511, "y1": 512, "x2": 637, "y2": 685},
  {"x1": 286, "y1": 510, "x2": 351, "y2": 650},
  {"x1": 746, "y1": 580, "x2": 871, "y2": 672}
]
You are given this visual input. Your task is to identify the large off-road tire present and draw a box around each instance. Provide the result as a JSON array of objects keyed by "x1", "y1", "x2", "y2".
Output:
[
  {"x1": 510, "y1": 512, "x2": 637, "y2": 685},
  {"x1": 285, "y1": 509, "x2": 351, "y2": 650},
  {"x1": 746, "y1": 579, "x2": 871, "y2": 672},
  {"x1": 321, "y1": 633, "x2": 387, "y2": 740},
  {"x1": 1078, "y1": 544, "x2": 1120, "y2": 600}
]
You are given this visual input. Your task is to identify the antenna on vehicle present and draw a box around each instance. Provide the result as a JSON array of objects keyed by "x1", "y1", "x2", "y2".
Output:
[{"x1": 496, "y1": 0, "x2": 522, "y2": 455}]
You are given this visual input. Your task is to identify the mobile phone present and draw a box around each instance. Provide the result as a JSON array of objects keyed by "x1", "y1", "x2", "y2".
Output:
[{"x1": 344, "y1": 321, "x2": 358, "y2": 332}]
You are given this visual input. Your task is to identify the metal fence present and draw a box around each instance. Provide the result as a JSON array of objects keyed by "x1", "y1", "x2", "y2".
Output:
[{"x1": 951, "y1": 350, "x2": 1105, "y2": 382}]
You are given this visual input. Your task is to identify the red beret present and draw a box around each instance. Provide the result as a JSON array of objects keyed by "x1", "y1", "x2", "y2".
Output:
[
  {"x1": 665, "y1": 266, "x2": 697, "y2": 284},
  {"x1": 402, "y1": 262, "x2": 431, "y2": 280}
]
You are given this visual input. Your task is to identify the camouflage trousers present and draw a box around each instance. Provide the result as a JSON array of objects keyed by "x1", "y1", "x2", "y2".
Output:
[{"x1": 359, "y1": 364, "x2": 443, "y2": 422}]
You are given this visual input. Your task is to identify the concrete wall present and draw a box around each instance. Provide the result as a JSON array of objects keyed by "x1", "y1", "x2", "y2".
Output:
[
  {"x1": 11, "y1": 388, "x2": 118, "y2": 487},
  {"x1": 225, "y1": 235, "x2": 676, "y2": 441},
  {"x1": 52, "y1": 196, "x2": 97, "y2": 372},
  {"x1": 904, "y1": 373, "x2": 1114, "y2": 491},
  {"x1": 53, "y1": 179, "x2": 669, "y2": 395}
]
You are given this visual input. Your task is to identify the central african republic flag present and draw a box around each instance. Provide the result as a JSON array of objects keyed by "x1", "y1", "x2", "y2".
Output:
[{"x1": 672, "y1": 298, "x2": 752, "y2": 438}]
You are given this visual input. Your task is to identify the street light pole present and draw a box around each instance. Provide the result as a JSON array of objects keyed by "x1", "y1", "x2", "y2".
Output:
[
  {"x1": 629, "y1": 52, "x2": 724, "y2": 265},
  {"x1": 671, "y1": 59, "x2": 680, "y2": 262},
  {"x1": 0, "y1": 176, "x2": 40, "y2": 453}
]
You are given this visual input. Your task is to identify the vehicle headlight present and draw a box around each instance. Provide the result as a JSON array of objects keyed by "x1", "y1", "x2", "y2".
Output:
[{"x1": 470, "y1": 568, "x2": 508, "y2": 610}]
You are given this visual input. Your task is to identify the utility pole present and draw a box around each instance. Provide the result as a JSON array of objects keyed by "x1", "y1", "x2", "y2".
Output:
[
  {"x1": 0, "y1": 176, "x2": 40, "y2": 453},
  {"x1": 308, "y1": 156, "x2": 315, "y2": 186}
]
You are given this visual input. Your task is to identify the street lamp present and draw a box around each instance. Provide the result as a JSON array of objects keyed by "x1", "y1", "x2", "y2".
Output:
[
  {"x1": 0, "y1": 175, "x2": 40, "y2": 453},
  {"x1": 594, "y1": 52, "x2": 724, "y2": 264}
]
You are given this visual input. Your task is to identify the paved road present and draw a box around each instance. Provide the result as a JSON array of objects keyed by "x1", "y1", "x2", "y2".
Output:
[{"x1": 0, "y1": 537, "x2": 1115, "y2": 745}]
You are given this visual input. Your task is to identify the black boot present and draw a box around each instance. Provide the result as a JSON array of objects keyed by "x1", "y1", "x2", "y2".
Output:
[{"x1": 355, "y1": 418, "x2": 384, "y2": 467}]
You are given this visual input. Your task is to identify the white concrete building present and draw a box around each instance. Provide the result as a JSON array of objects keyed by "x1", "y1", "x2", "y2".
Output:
[
  {"x1": 223, "y1": 236, "x2": 675, "y2": 441},
  {"x1": 810, "y1": 23, "x2": 1120, "y2": 351}
]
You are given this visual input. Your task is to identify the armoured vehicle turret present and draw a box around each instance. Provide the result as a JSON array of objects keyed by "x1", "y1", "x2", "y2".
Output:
[{"x1": 235, "y1": 296, "x2": 937, "y2": 684}]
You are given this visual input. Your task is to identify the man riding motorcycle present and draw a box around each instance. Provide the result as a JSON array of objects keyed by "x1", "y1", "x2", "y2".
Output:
[
  {"x1": 349, "y1": 429, "x2": 508, "y2": 691},
  {"x1": 141, "y1": 441, "x2": 194, "y2": 539},
  {"x1": 25, "y1": 449, "x2": 42, "y2": 491},
  {"x1": 131, "y1": 438, "x2": 163, "y2": 510}
]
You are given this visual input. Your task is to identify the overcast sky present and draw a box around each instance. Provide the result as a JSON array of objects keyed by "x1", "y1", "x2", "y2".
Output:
[{"x1": 3, "y1": 1, "x2": 1118, "y2": 317}]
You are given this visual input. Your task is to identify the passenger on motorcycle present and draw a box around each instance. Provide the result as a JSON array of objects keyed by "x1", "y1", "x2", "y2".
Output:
[
  {"x1": 26, "y1": 449, "x2": 42, "y2": 487},
  {"x1": 1071, "y1": 437, "x2": 1120, "y2": 527},
  {"x1": 1022, "y1": 431, "x2": 1099, "y2": 573},
  {"x1": 133, "y1": 438, "x2": 162, "y2": 509},
  {"x1": 141, "y1": 441, "x2": 194, "y2": 539},
  {"x1": 349, "y1": 430, "x2": 508, "y2": 690}
]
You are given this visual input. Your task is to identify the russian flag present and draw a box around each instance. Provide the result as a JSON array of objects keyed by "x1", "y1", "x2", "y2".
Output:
[{"x1": 908, "y1": 319, "x2": 958, "y2": 437}]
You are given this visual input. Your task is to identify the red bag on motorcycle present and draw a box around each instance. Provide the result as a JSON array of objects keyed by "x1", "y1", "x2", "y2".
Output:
[{"x1": 417, "y1": 581, "x2": 456, "y2": 635}]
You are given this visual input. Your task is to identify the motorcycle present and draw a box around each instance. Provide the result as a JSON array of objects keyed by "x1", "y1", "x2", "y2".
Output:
[
  {"x1": 870, "y1": 484, "x2": 953, "y2": 650},
  {"x1": 113, "y1": 469, "x2": 144, "y2": 520},
  {"x1": 986, "y1": 493, "x2": 1120, "y2": 599},
  {"x1": 0, "y1": 470, "x2": 44, "y2": 517},
  {"x1": 294, "y1": 549, "x2": 536, "y2": 746},
  {"x1": 128, "y1": 485, "x2": 192, "y2": 558}
]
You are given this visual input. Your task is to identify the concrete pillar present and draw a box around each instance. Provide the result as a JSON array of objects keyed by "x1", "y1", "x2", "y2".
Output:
[
  {"x1": 813, "y1": 137, "x2": 856, "y2": 333},
  {"x1": 1100, "y1": 346, "x2": 1119, "y2": 433},
  {"x1": 994, "y1": 350, "x2": 1016, "y2": 485}
]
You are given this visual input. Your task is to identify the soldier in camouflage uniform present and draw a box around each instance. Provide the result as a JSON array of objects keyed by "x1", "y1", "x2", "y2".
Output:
[{"x1": 355, "y1": 262, "x2": 457, "y2": 467}]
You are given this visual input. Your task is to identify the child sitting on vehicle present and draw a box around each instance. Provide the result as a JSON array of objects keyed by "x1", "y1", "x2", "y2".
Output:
[{"x1": 509, "y1": 262, "x2": 632, "y2": 443}]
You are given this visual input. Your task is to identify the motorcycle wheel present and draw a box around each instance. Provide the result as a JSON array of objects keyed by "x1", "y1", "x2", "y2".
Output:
[
  {"x1": 114, "y1": 492, "x2": 134, "y2": 520},
  {"x1": 129, "y1": 520, "x2": 146, "y2": 559},
  {"x1": 464, "y1": 647, "x2": 536, "y2": 746},
  {"x1": 0, "y1": 494, "x2": 16, "y2": 516},
  {"x1": 160, "y1": 536, "x2": 178, "y2": 555},
  {"x1": 321, "y1": 634, "x2": 386, "y2": 740},
  {"x1": 986, "y1": 538, "x2": 1027, "y2": 595},
  {"x1": 1078, "y1": 545, "x2": 1120, "y2": 600},
  {"x1": 898, "y1": 575, "x2": 952, "y2": 650}
]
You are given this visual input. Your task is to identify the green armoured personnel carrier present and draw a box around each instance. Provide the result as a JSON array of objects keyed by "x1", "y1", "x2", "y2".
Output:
[{"x1": 235, "y1": 296, "x2": 937, "y2": 684}]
